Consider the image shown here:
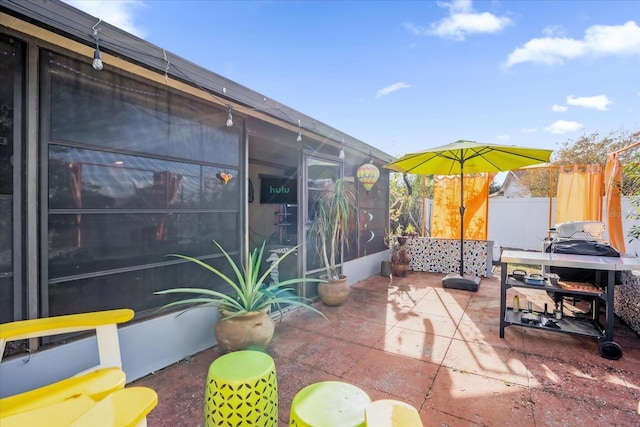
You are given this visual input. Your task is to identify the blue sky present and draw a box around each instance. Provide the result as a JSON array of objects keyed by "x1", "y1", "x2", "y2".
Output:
[{"x1": 65, "y1": 0, "x2": 639, "y2": 158}]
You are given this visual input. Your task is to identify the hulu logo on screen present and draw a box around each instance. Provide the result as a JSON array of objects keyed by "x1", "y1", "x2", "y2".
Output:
[{"x1": 270, "y1": 186, "x2": 290, "y2": 194}]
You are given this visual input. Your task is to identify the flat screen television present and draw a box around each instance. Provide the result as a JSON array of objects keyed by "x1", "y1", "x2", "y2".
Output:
[{"x1": 259, "y1": 174, "x2": 297, "y2": 204}]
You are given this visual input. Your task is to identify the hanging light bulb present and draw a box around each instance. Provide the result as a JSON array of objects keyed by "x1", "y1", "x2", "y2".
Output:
[
  {"x1": 91, "y1": 21, "x2": 103, "y2": 71},
  {"x1": 92, "y1": 47, "x2": 103, "y2": 71},
  {"x1": 296, "y1": 120, "x2": 302, "y2": 142},
  {"x1": 226, "y1": 105, "x2": 233, "y2": 127},
  {"x1": 339, "y1": 147, "x2": 345, "y2": 159}
]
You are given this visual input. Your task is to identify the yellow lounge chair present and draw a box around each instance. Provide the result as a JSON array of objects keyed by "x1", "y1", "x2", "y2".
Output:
[{"x1": 0, "y1": 309, "x2": 157, "y2": 426}]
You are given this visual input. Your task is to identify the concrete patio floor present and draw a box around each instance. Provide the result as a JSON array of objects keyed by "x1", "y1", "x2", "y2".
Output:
[{"x1": 133, "y1": 271, "x2": 640, "y2": 426}]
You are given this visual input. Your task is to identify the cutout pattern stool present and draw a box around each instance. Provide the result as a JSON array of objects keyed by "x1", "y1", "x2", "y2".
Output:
[
  {"x1": 204, "y1": 350, "x2": 278, "y2": 427},
  {"x1": 289, "y1": 381, "x2": 371, "y2": 427},
  {"x1": 365, "y1": 399, "x2": 423, "y2": 427}
]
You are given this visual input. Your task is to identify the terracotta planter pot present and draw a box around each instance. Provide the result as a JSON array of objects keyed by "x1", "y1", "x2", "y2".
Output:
[
  {"x1": 318, "y1": 275, "x2": 349, "y2": 306},
  {"x1": 215, "y1": 309, "x2": 275, "y2": 352},
  {"x1": 392, "y1": 263, "x2": 409, "y2": 277}
]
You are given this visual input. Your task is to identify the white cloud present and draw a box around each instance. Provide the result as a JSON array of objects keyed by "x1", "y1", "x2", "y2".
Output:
[
  {"x1": 543, "y1": 25, "x2": 567, "y2": 37},
  {"x1": 403, "y1": 23, "x2": 425, "y2": 36},
  {"x1": 551, "y1": 104, "x2": 568, "y2": 112},
  {"x1": 585, "y1": 21, "x2": 640, "y2": 55},
  {"x1": 438, "y1": 0, "x2": 473, "y2": 14},
  {"x1": 521, "y1": 127, "x2": 538, "y2": 133},
  {"x1": 566, "y1": 95, "x2": 612, "y2": 111},
  {"x1": 376, "y1": 82, "x2": 411, "y2": 98},
  {"x1": 505, "y1": 38, "x2": 586, "y2": 66},
  {"x1": 544, "y1": 120, "x2": 583, "y2": 134},
  {"x1": 497, "y1": 134, "x2": 510, "y2": 141},
  {"x1": 63, "y1": 0, "x2": 147, "y2": 37},
  {"x1": 505, "y1": 21, "x2": 640, "y2": 67},
  {"x1": 405, "y1": 0, "x2": 511, "y2": 41}
]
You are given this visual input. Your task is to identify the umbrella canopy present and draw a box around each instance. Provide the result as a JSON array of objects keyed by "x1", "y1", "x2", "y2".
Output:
[
  {"x1": 384, "y1": 140, "x2": 553, "y2": 176},
  {"x1": 384, "y1": 140, "x2": 553, "y2": 290}
]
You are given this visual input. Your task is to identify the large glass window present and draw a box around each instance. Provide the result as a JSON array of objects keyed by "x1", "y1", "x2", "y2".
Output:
[
  {"x1": 0, "y1": 35, "x2": 23, "y2": 323},
  {"x1": 43, "y1": 51, "x2": 242, "y2": 317}
]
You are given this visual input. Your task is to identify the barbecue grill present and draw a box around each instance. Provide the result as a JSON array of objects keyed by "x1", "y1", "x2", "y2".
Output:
[{"x1": 543, "y1": 221, "x2": 620, "y2": 285}]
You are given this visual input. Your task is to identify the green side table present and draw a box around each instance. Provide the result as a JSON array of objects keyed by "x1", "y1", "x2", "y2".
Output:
[
  {"x1": 289, "y1": 381, "x2": 371, "y2": 427},
  {"x1": 204, "y1": 350, "x2": 278, "y2": 427}
]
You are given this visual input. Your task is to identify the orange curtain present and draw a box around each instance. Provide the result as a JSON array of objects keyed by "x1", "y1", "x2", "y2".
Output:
[
  {"x1": 604, "y1": 154, "x2": 626, "y2": 253},
  {"x1": 555, "y1": 165, "x2": 603, "y2": 224},
  {"x1": 154, "y1": 171, "x2": 183, "y2": 240},
  {"x1": 431, "y1": 174, "x2": 491, "y2": 240}
]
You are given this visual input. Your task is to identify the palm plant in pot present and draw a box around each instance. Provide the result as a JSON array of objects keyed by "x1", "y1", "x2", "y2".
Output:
[
  {"x1": 155, "y1": 240, "x2": 326, "y2": 352},
  {"x1": 309, "y1": 178, "x2": 356, "y2": 306}
]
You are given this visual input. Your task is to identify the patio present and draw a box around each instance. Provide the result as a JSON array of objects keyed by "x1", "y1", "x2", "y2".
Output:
[{"x1": 133, "y1": 271, "x2": 640, "y2": 426}]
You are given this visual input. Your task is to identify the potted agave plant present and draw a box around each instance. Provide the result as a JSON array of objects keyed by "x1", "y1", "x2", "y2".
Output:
[
  {"x1": 155, "y1": 240, "x2": 326, "y2": 352},
  {"x1": 309, "y1": 178, "x2": 356, "y2": 306}
]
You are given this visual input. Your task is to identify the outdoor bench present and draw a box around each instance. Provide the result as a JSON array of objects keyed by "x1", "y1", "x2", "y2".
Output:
[{"x1": 0, "y1": 309, "x2": 157, "y2": 426}]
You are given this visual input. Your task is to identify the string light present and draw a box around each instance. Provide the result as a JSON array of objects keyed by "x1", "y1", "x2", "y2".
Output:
[
  {"x1": 226, "y1": 105, "x2": 233, "y2": 127},
  {"x1": 296, "y1": 119, "x2": 302, "y2": 142},
  {"x1": 53, "y1": 17, "x2": 374, "y2": 159},
  {"x1": 12, "y1": 13, "x2": 381, "y2": 160},
  {"x1": 339, "y1": 139, "x2": 345, "y2": 159},
  {"x1": 91, "y1": 19, "x2": 103, "y2": 71}
]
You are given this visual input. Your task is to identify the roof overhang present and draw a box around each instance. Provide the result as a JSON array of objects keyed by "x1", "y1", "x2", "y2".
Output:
[{"x1": 0, "y1": 0, "x2": 394, "y2": 163}]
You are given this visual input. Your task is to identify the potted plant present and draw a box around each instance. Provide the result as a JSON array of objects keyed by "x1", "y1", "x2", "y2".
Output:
[
  {"x1": 155, "y1": 240, "x2": 326, "y2": 352},
  {"x1": 390, "y1": 225, "x2": 410, "y2": 277},
  {"x1": 309, "y1": 178, "x2": 356, "y2": 306},
  {"x1": 404, "y1": 223, "x2": 418, "y2": 238}
]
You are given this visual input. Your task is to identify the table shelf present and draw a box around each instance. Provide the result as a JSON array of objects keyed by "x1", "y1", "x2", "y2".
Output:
[
  {"x1": 504, "y1": 308, "x2": 604, "y2": 339},
  {"x1": 505, "y1": 276, "x2": 606, "y2": 300}
]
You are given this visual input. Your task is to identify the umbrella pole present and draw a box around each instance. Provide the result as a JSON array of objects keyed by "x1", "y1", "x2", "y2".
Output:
[
  {"x1": 459, "y1": 170, "x2": 465, "y2": 277},
  {"x1": 442, "y1": 161, "x2": 480, "y2": 292}
]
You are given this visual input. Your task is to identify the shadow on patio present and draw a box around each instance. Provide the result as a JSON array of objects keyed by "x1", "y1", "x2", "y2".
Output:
[{"x1": 133, "y1": 271, "x2": 640, "y2": 426}]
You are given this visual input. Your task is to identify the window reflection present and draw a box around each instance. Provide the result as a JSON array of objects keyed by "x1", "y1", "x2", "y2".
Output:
[
  {"x1": 49, "y1": 147, "x2": 239, "y2": 210},
  {"x1": 1, "y1": 34, "x2": 22, "y2": 323},
  {"x1": 44, "y1": 51, "x2": 243, "y2": 317},
  {"x1": 49, "y1": 63, "x2": 240, "y2": 166},
  {"x1": 305, "y1": 157, "x2": 342, "y2": 271},
  {"x1": 48, "y1": 212, "x2": 239, "y2": 279}
]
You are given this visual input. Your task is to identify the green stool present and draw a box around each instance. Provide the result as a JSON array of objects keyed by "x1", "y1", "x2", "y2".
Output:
[
  {"x1": 289, "y1": 381, "x2": 371, "y2": 427},
  {"x1": 204, "y1": 350, "x2": 278, "y2": 427},
  {"x1": 365, "y1": 399, "x2": 423, "y2": 426}
]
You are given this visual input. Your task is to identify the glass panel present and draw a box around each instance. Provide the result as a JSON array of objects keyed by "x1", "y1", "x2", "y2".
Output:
[
  {"x1": 1, "y1": 34, "x2": 22, "y2": 322},
  {"x1": 0, "y1": 198, "x2": 12, "y2": 271},
  {"x1": 0, "y1": 275, "x2": 12, "y2": 324},
  {"x1": 49, "y1": 255, "x2": 240, "y2": 317},
  {"x1": 346, "y1": 157, "x2": 388, "y2": 260},
  {"x1": 47, "y1": 53, "x2": 240, "y2": 167},
  {"x1": 305, "y1": 157, "x2": 342, "y2": 272},
  {"x1": 0, "y1": 40, "x2": 15, "y2": 188},
  {"x1": 48, "y1": 212, "x2": 239, "y2": 279},
  {"x1": 44, "y1": 50, "x2": 242, "y2": 319},
  {"x1": 48, "y1": 146, "x2": 239, "y2": 210}
]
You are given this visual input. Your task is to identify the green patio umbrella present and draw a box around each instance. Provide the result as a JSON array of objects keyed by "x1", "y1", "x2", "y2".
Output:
[{"x1": 384, "y1": 140, "x2": 553, "y2": 291}]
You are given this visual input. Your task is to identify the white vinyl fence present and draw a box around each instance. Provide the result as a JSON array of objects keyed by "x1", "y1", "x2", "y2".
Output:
[{"x1": 424, "y1": 197, "x2": 638, "y2": 256}]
